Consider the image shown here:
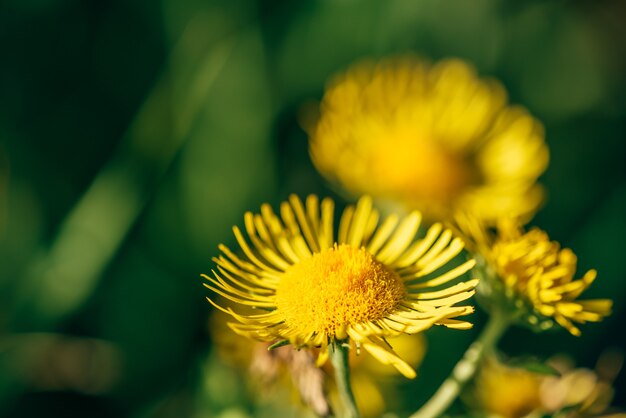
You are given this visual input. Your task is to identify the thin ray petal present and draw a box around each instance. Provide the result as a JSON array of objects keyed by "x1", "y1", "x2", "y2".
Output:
[
  {"x1": 347, "y1": 195, "x2": 373, "y2": 247},
  {"x1": 377, "y1": 212, "x2": 422, "y2": 264}
]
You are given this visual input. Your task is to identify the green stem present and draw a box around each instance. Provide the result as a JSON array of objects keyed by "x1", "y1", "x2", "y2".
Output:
[
  {"x1": 330, "y1": 341, "x2": 361, "y2": 418},
  {"x1": 409, "y1": 312, "x2": 511, "y2": 418}
]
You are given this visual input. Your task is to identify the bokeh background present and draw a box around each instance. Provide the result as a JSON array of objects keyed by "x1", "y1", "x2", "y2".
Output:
[{"x1": 1, "y1": 0, "x2": 625, "y2": 417}]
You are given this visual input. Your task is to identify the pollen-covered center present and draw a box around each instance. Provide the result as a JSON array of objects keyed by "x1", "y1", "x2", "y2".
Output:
[{"x1": 274, "y1": 244, "x2": 406, "y2": 337}]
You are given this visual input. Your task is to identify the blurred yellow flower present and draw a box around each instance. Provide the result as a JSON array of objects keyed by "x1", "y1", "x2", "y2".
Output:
[
  {"x1": 331, "y1": 333, "x2": 427, "y2": 417},
  {"x1": 204, "y1": 194, "x2": 476, "y2": 378},
  {"x1": 541, "y1": 352, "x2": 624, "y2": 418},
  {"x1": 469, "y1": 352, "x2": 625, "y2": 418},
  {"x1": 457, "y1": 216, "x2": 612, "y2": 336},
  {"x1": 472, "y1": 356, "x2": 543, "y2": 418},
  {"x1": 308, "y1": 56, "x2": 548, "y2": 223}
]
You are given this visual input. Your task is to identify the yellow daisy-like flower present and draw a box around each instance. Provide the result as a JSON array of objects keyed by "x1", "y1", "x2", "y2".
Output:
[
  {"x1": 457, "y1": 216, "x2": 612, "y2": 336},
  {"x1": 204, "y1": 195, "x2": 477, "y2": 378},
  {"x1": 472, "y1": 356, "x2": 543, "y2": 418},
  {"x1": 309, "y1": 56, "x2": 549, "y2": 223}
]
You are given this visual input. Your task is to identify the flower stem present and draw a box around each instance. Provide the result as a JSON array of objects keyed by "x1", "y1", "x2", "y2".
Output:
[
  {"x1": 409, "y1": 312, "x2": 511, "y2": 418},
  {"x1": 330, "y1": 341, "x2": 361, "y2": 418}
]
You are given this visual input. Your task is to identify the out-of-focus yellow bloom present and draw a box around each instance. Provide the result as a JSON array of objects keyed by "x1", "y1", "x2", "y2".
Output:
[
  {"x1": 541, "y1": 352, "x2": 624, "y2": 418},
  {"x1": 308, "y1": 56, "x2": 548, "y2": 223},
  {"x1": 456, "y1": 216, "x2": 612, "y2": 336},
  {"x1": 469, "y1": 353, "x2": 625, "y2": 418},
  {"x1": 210, "y1": 308, "x2": 330, "y2": 415},
  {"x1": 204, "y1": 195, "x2": 477, "y2": 379},
  {"x1": 472, "y1": 357, "x2": 543, "y2": 418},
  {"x1": 340, "y1": 333, "x2": 427, "y2": 417}
]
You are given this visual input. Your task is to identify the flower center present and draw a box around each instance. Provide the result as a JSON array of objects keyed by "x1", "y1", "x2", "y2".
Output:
[
  {"x1": 274, "y1": 244, "x2": 405, "y2": 338},
  {"x1": 375, "y1": 134, "x2": 476, "y2": 204}
]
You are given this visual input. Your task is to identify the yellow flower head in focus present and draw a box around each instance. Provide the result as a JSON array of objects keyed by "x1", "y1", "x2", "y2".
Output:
[
  {"x1": 204, "y1": 195, "x2": 477, "y2": 379},
  {"x1": 309, "y1": 56, "x2": 549, "y2": 223},
  {"x1": 457, "y1": 216, "x2": 612, "y2": 336}
]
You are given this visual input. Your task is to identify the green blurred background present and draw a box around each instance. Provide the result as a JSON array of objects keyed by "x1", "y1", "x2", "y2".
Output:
[{"x1": 1, "y1": 0, "x2": 625, "y2": 417}]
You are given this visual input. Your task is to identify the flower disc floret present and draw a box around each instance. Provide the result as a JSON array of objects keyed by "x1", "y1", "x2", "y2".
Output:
[{"x1": 275, "y1": 244, "x2": 405, "y2": 338}]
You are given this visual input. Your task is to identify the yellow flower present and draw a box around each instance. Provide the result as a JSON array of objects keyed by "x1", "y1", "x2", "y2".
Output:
[
  {"x1": 470, "y1": 352, "x2": 625, "y2": 418},
  {"x1": 456, "y1": 216, "x2": 612, "y2": 336},
  {"x1": 472, "y1": 356, "x2": 543, "y2": 418},
  {"x1": 541, "y1": 352, "x2": 624, "y2": 418},
  {"x1": 204, "y1": 195, "x2": 477, "y2": 378},
  {"x1": 308, "y1": 56, "x2": 548, "y2": 223}
]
